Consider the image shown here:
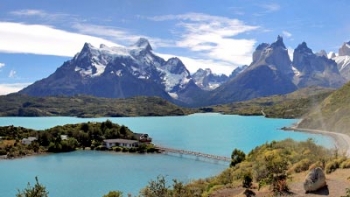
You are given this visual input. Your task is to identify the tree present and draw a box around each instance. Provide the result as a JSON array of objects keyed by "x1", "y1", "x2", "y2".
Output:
[
  {"x1": 102, "y1": 190, "x2": 123, "y2": 197},
  {"x1": 120, "y1": 126, "x2": 127, "y2": 138},
  {"x1": 230, "y1": 148, "x2": 246, "y2": 167},
  {"x1": 80, "y1": 123, "x2": 90, "y2": 133},
  {"x1": 16, "y1": 176, "x2": 49, "y2": 197},
  {"x1": 139, "y1": 175, "x2": 169, "y2": 197},
  {"x1": 105, "y1": 120, "x2": 113, "y2": 129}
]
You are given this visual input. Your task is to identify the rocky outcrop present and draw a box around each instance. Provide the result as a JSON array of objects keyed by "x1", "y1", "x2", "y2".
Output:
[
  {"x1": 339, "y1": 41, "x2": 350, "y2": 56},
  {"x1": 293, "y1": 42, "x2": 345, "y2": 88},
  {"x1": 303, "y1": 167, "x2": 327, "y2": 192},
  {"x1": 229, "y1": 65, "x2": 248, "y2": 79},
  {"x1": 192, "y1": 68, "x2": 229, "y2": 90},
  {"x1": 332, "y1": 42, "x2": 350, "y2": 81},
  {"x1": 206, "y1": 36, "x2": 297, "y2": 105}
]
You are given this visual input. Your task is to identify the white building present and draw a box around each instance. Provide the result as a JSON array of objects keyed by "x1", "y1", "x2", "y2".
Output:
[
  {"x1": 21, "y1": 137, "x2": 37, "y2": 145},
  {"x1": 60, "y1": 135, "x2": 68, "y2": 140},
  {"x1": 103, "y1": 139, "x2": 139, "y2": 149}
]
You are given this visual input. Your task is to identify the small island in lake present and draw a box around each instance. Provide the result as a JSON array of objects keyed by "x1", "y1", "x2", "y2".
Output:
[{"x1": 0, "y1": 120, "x2": 157, "y2": 159}]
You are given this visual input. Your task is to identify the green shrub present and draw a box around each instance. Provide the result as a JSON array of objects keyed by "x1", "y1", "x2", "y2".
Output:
[
  {"x1": 290, "y1": 158, "x2": 312, "y2": 173},
  {"x1": 102, "y1": 190, "x2": 123, "y2": 197},
  {"x1": 113, "y1": 146, "x2": 122, "y2": 152},
  {"x1": 0, "y1": 148, "x2": 6, "y2": 155},
  {"x1": 147, "y1": 147, "x2": 157, "y2": 153},
  {"x1": 242, "y1": 172, "x2": 253, "y2": 188},
  {"x1": 308, "y1": 161, "x2": 324, "y2": 170},
  {"x1": 129, "y1": 148, "x2": 137, "y2": 153},
  {"x1": 340, "y1": 159, "x2": 350, "y2": 169},
  {"x1": 325, "y1": 160, "x2": 340, "y2": 174},
  {"x1": 16, "y1": 177, "x2": 48, "y2": 197}
]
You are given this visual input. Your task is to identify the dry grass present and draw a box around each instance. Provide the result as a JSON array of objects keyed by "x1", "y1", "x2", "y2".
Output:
[{"x1": 0, "y1": 140, "x2": 16, "y2": 148}]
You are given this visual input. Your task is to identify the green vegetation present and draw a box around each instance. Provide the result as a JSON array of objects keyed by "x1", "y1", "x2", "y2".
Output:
[
  {"x1": 298, "y1": 82, "x2": 350, "y2": 135},
  {"x1": 0, "y1": 86, "x2": 334, "y2": 119},
  {"x1": 141, "y1": 138, "x2": 347, "y2": 196},
  {"x1": 0, "y1": 93, "x2": 193, "y2": 117},
  {"x1": 16, "y1": 139, "x2": 350, "y2": 196},
  {"x1": 16, "y1": 177, "x2": 48, "y2": 197},
  {"x1": 203, "y1": 86, "x2": 333, "y2": 118},
  {"x1": 0, "y1": 120, "x2": 156, "y2": 158},
  {"x1": 102, "y1": 191, "x2": 123, "y2": 197},
  {"x1": 230, "y1": 148, "x2": 246, "y2": 167}
]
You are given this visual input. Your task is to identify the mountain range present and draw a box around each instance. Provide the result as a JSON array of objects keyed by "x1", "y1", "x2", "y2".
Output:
[{"x1": 19, "y1": 36, "x2": 349, "y2": 107}]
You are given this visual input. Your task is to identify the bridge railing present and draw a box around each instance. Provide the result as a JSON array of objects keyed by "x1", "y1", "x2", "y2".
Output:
[{"x1": 155, "y1": 146, "x2": 231, "y2": 162}]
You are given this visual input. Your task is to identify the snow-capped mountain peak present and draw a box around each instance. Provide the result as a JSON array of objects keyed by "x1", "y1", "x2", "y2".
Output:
[
  {"x1": 132, "y1": 38, "x2": 152, "y2": 51},
  {"x1": 73, "y1": 42, "x2": 132, "y2": 78},
  {"x1": 70, "y1": 38, "x2": 195, "y2": 96},
  {"x1": 192, "y1": 68, "x2": 229, "y2": 90},
  {"x1": 339, "y1": 41, "x2": 350, "y2": 56}
]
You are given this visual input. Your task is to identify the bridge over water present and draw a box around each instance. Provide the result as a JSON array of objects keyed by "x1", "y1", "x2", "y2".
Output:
[{"x1": 155, "y1": 146, "x2": 231, "y2": 163}]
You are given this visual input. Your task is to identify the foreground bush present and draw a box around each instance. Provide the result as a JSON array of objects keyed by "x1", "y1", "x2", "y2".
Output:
[
  {"x1": 197, "y1": 138, "x2": 334, "y2": 195},
  {"x1": 16, "y1": 177, "x2": 48, "y2": 197}
]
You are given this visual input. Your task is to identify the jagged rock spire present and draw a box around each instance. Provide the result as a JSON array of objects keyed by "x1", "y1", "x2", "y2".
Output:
[
  {"x1": 270, "y1": 35, "x2": 286, "y2": 49},
  {"x1": 133, "y1": 38, "x2": 152, "y2": 51}
]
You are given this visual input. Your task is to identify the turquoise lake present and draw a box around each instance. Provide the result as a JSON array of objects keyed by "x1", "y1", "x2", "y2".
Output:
[{"x1": 0, "y1": 114, "x2": 334, "y2": 196}]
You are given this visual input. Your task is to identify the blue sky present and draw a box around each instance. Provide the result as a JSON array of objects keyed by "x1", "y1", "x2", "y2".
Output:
[{"x1": 0, "y1": 0, "x2": 350, "y2": 95}]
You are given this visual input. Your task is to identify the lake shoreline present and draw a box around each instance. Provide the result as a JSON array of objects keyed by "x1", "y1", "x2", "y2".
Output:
[
  {"x1": 282, "y1": 126, "x2": 350, "y2": 157},
  {"x1": 0, "y1": 148, "x2": 160, "y2": 160}
]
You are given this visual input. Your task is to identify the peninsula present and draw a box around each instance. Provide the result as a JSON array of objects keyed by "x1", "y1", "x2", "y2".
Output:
[{"x1": 0, "y1": 120, "x2": 157, "y2": 159}]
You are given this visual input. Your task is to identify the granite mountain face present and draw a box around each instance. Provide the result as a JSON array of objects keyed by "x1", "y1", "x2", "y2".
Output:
[
  {"x1": 332, "y1": 41, "x2": 350, "y2": 81},
  {"x1": 20, "y1": 38, "x2": 202, "y2": 104},
  {"x1": 19, "y1": 37, "x2": 348, "y2": 107},
  {"x1": 192, "y1": 68, "x2": 229, "y2": 90},
  {"x1": 204, "y1": 36, "x2": 298, "y2": 105},
  {"x1": 292, "y1": 42, "x2": 345, "y2": 88}
]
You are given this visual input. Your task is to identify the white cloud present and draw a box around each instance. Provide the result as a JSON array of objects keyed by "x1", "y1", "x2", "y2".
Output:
[
  {"x1": 72, "y1": 23, "x2": 139, "y2": 44},
  {"x1": 11, "y1": 9, "x2": 47, "y2": 17},
  {"x1": 260, "y1": 3, "x2": 281, "y2": 12},
  {"x1": 282, "y1": 31, "x2": 292, "y2": 38},
  {"x1": 0, "y1": 83, "x2": 31, "y2": 95},
  {"x1": 1, "y1": 12, "x2": 258, "y2": 75},
  {"x1": 8, "y1": 70, "x2": 17, "y2": 78},
  {"x1": 72, "y1": 23, "x2": 175, "y2": 49},
  {"x1": 0, "y1": 63, "x2": 5, "y2": 68},
  {"x1": 10, "y1": 9, "x2": 73, "y2": 21},
  {"x1": 0, "y1": 22, "x2": 121, "y2": 57},
  {"x1": 149, "y1": 13, "x2": 258, "y2": 70}
]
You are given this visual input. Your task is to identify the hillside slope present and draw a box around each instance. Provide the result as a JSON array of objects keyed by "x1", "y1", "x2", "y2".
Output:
[
  {"x1": 0, "y1": 94, "x2": 193, "y2": 117},
  {"x1": 298, "y1": 82, "x2": 350, "y2": 135},
  {"x1": 204, "y1": 86, "x2": 333, "y2": 118}
]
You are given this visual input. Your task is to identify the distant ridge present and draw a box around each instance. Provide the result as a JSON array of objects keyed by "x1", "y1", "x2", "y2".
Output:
[{"x1": 18, "y1": 36, "x2": 348, "y2": 107}]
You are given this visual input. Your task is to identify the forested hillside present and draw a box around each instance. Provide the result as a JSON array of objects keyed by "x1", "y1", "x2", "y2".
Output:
[{"x1": 0, "y1": 94, "x2": 193, "y2": 117}]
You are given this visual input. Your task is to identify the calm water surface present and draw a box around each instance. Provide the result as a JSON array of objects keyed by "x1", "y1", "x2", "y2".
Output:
[{"x1": 0, "y1": 114, "x2": 334, "y2": 196}]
